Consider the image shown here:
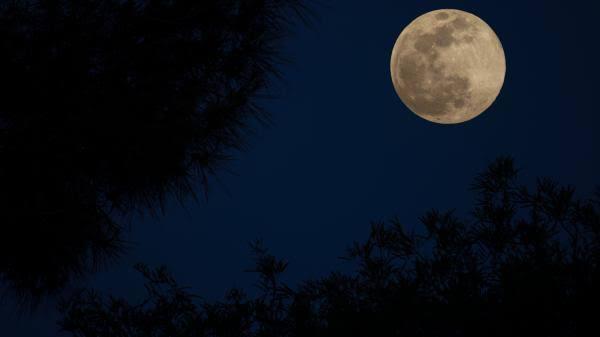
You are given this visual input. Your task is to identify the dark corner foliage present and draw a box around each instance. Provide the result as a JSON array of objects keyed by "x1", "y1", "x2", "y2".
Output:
[
  {"x1": 59, "y1": 157, "x2": 600, "y2": 337},
  {"x1": 0, "y1": 0, "x2": 312, "y2": 304}
]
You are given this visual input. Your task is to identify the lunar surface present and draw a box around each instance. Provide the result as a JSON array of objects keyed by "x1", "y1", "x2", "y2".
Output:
[{"x1": 390, "y1": 9, "x2": 506, "y2": 124}]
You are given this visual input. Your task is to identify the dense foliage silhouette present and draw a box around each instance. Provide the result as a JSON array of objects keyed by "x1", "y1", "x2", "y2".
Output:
[
  {"x1": 59, "y1": 157, "x2": 600, "y2": 336},
  {"x1": 0, "y1": 0, "x2": 310, "y2": 302}
]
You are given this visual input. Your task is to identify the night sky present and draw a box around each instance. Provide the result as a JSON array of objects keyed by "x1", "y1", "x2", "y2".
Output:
[{"x1": 3, "y1": 0, "x2": 599, "y2": 335}]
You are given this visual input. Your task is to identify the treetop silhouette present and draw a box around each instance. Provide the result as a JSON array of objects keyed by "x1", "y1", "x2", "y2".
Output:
[{"x1": 59, "y1": 157, "x2": 600, "y2": 336}]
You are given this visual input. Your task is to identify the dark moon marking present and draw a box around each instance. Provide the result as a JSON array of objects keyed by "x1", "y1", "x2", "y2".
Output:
[
  {"x1": 435, "y1": 12, "x2": 450, "y2": 20},
  {"x1": 413, "y1": 21, "x2": 459, "y2": 53},
  {"x1": 462, "y1": 35, "x2": 474, "y2": 43},
  {"x1": 451, "y1": 17, "x2": 470, "y2": 30}
]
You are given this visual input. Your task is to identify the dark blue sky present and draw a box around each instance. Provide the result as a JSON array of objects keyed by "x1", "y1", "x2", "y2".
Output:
[{"x1": 4, "y1": 0, "x2": 599, "y2": 335}]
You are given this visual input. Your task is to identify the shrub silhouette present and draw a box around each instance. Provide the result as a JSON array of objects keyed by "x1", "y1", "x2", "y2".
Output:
[
  {"x1": 59, "y1": 157, "x2": 600, "y2": 336},
  {"x1": 0, "y1": 0, "x2": 310, "y2": 303}
]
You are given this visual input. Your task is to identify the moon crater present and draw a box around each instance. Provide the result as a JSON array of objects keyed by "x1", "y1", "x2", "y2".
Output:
[{"x1": 391, "y1": 9, "x2": 506, "y2": 124}]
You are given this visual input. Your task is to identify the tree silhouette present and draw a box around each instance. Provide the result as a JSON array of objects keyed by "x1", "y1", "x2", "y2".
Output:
[
  {"x1": 0, "y1": 0, "x2": 310, "y2": 303},
  {"x1": 59, "y1": 157, "x2": 600, "y2": 336}
]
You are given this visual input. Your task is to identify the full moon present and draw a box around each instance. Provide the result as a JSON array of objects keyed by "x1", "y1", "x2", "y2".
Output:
[{"x1": 390, "y1": 9, "x2": 506, "y2": 124}]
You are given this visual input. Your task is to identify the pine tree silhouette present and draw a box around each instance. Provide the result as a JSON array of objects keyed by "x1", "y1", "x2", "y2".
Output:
[{"x1": 0, "y1": 0, "x2": 311, "y2": 304}]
